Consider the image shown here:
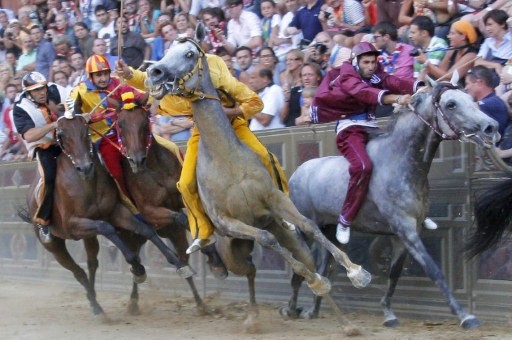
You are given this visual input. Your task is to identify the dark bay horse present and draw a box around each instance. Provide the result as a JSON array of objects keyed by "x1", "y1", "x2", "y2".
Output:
[
  {"x1": 144, "y1": 28, "x2": 371, "y2": 326},
  {"x1": 285, "y1": 83, "x2": 499, "y2": 329},
  {"x1": 19, "y1": 107, "x2": 194, "y2": 317},
  {"x1": 115, "y1": 101, "x2": 228, "y2": 313}
]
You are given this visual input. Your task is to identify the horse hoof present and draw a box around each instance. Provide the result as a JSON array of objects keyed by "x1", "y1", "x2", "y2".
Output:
[
  {"x1": 307, "y1": 273, "x2": 331, "y2": 296},
  {"x1": 278, "y1": 306, "x2": 300, "y2": 319},
  {"x1": 299, "y1": 308, "x2": 318, "y2": 320},
  {"x1": 383, "y1": 318, "x2": 400, "y2": 328},
  {"x1": 460, "y1": 315, "x2": 481, "y2": 330},
  {"x1": 130, "y1": 266, "x2": 147, "y2": 284},
  {"x1": 132, "y1": 272, "x2": 147, "y2": 284},
  {"x1": 347, "y1": 266, "x2": 372, "y2": 288},
  {"x1": 209, "y1": 264, "x2": 228, "y2": 280},
  {"x1": 177, "y1": 265, "x2": 195, "y2": 278}
]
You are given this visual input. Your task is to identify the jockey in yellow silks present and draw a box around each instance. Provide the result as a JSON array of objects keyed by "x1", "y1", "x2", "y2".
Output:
[
  {"x1": 70, "y1": 54, "x2": 182, "y2": 214},
  {"x1": 117, "y1": 53, "x2": 289, "y2": 254}
]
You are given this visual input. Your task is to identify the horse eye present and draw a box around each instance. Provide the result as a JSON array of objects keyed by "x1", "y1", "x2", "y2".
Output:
[
  {"x1": 446, "y1": 101, "x2": 456, "y2": 110},
  {"x1": 186, "y1": 51, "x2": 194, "y2": 58}
]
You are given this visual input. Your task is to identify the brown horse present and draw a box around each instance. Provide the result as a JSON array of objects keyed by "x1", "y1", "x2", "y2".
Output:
[
  {"x1": 19, "y1": 105, "x2": 194, "y2": 318},
  {"x1": 115, "y1": 101, "x2": 228, "y2": 313}
]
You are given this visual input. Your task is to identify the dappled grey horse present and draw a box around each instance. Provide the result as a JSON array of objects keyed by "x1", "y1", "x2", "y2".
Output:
[
  {"x1": 286, "y1": 83, "x2": 499, "y2": 329},
  {"x1": 145, "y1": 32, "x2": 371, "y2": 308}
]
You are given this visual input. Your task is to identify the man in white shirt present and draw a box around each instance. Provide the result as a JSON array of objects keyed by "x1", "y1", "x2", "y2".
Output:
[
  {"x1": 220, "y1": 0, "x2": 263, "y2": 55},
  {"x1": 248, "y1": 64, "x2": 286, "y2": 131}
]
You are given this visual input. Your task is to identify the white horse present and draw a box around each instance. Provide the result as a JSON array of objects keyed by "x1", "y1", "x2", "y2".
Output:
[
  {"x1": 144, "y1": 28, "x2": 371, "y2": 322},
  {"x1": 285, "y1": 82, "x2": 499, "y2": 329}
]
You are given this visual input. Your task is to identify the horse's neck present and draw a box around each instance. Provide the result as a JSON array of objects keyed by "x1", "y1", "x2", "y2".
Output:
[
  {"x1": 376, "y1": 109, "x2": 442, "y2": 173},
  {"x1": 190, "y1": 60, "x2": 242, "y2": 153}
]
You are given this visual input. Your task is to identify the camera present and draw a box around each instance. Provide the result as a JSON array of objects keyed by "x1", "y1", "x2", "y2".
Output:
[
  {"x1": 299, "y1": 38, "x2": 312, "y2": 50},
  {"x1": 409, "y1": 48, "x2": 421, "y2": 57},
  {"x1": 315, "y1": 43, "x2": 328, "y2": 54},
  {"x1": 323, "y1": 10, "x2": 331, "y2": 19}
]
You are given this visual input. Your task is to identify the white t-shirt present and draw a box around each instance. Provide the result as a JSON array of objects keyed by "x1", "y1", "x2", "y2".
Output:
[
  {"x1": 250, "y1": 84, "x2": 285, "y2": 131},
  {"x1": 227, "y1": 10, "x2": 262, "y2": 51}
]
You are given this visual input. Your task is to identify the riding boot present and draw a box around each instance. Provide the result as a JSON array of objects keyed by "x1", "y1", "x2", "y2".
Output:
[
  {"x1": 423, "y1": 217, "x2": 438, "y2": 230},
  {"x1": 186, "y1": 236, "x2": 216, "y2": 254}
]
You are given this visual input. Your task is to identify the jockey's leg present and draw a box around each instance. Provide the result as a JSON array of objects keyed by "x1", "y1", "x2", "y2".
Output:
[
  {"x1": 98, "y1": 136, "x2": 138, "y2": 213},
  {"x1": 176, "y1": 126, "x2": 215, "y2": 253},
  {"x1": 232, "y1": 117, "x2": 289, "y2": 194},
  {"x1": 33, "y1": 145, "x2": 61, "y2": 243},
  {"x1": 335, "y1": 126, "x2": 373, "y2": 244},
  {"x1": 153, "y1": 134, "x2": 184, "y2": 164}
]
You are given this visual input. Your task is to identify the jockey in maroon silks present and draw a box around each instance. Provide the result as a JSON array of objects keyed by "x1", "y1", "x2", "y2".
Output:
[{"x1": 310, "y1": 42, "x2": 424, "y2": 244}]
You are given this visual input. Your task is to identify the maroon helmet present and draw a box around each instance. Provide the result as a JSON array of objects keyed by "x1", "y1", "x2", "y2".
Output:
[{"x1": 351, "y1": 42, "x2": 380, "y2": 60}]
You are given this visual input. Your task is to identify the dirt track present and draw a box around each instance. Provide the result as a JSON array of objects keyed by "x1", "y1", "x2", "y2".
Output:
[{"x1": 0, "y1": 279, "x2": 510, "y2": 340}]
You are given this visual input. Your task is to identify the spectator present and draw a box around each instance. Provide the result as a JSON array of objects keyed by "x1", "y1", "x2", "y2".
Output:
[
  {"x1": 54, "y1": 12, "x2": 77, "y2": 47},
  {"x1": 425, "y1": 20, "x2": 479, "y2": 83},
  {"x1": 475, "y1": 9, "x2": 512, "y2": 73},
  {"x1": 372, "y1": 21, "x2": 415, "y2": 79},
  {"x1": 140, "y1": 0, "x2": 161, "y2": 39},
  {"x1": 152, "y1": 113, "x2": 194, "y2": 142},
  {"x1": 281, "y1": 62, "x2": 323, "y2": 126},
  {"x1": 76, "y1": 0, "x2": 104, "y2": 33},
  {"x1": 304, "y1": 31, "x2": 333, "y2": 73},
  {"x1": 69, "y1": 51, "x2": 86, "y2": 86},
  {"x1": 286, "y1": 0, "x2": 323, "y2": 42},
  {"x1": 5, "y1": 52, "x2": 18, "y2": 74},
  {"x1": 30, "y1": 25, "x2": 56, "y2": 80},
  {"x1": 199, "y1": 7, "x2": 227, "y2": 54},
  {"x1": 16, "y1": 36, "x2": 36, "y2": 73},
  {"x1": 466, "y1": 65, "x2": 510, "y2": 137},
  {"x1": 73, "y1": 22, "x2": 95, "y2": 59},
  {"x1": 258, "y1": 47, "x2": 285, "y2": 85},
  {"x1": 1, "y1": 84, "x2": 27, "y2": 161},
  {"x1": 295, "y1": 86, "x2": 318, "y2": 126},
  {"x1": 151, "y1": 21, "x2": 177, "y2": 61},
  {"x1": 96, "y1": 5, "x2": 115, "y2": 50},
  {"x1": 189, "y1": 0, "x2": 226, "y2": 24},
  {"x1": 216, "y1": 47, "x2": 239, "y2": 78},
  {"x1": 0, "y1": 10, "x2": 9, "y2": 36},
  {"x1": 52, "y1": 70, "x2": 73, "y2": 90},
  {"x1": 52, "y1": 35, "x2": 74, "y2": 60},
  {"x1": 272, "y1": 0, "x2": 302, "y2": 60},
  {"x1": 376, "y1": 0, "x2": 401, "y2": 29},
  {"x1": 174, "y1": 12, "x2": 192, "y2": 37},
  {"x1": 124, "y1": 0, "x2": 142, "y2": 33},
  {"x1": 235, "y1": 46, "x2": 255, "y2": 85},
  {"x1": 260, "y1": 0, "x2": 281, "y2": 48},
  {"x1": 248, "y1": 65, "x2": 286, "y2": 131},
  {"x1": 0, "y1": 62, "x2": 13, "y2": 99},
  {"x1": 222, "y1": 0, "x2": 263, "y2": 55},
  {"x1": 408, "y1": 15, "x2": 448, "y2": 80},
  {"x1": 280, "y1": 48, "x2": 304, "y2": 95},
  {"x1": 110, "y1": 16, "x2": 149, "y2": 68}
]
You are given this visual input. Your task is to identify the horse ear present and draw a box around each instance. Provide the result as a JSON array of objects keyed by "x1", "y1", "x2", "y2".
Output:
[
  {"x1": 195, "y1": 22, "x2": 206, "y2": 43},
  {"x1": 450, "y1": 70, "x2": 460, "y2": 87},
  {"x1": 425, "y1": 75, "x2": 437, "y2": 89}
]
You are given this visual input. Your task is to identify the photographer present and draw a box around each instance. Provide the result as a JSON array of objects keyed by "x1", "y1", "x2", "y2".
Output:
[{"x1": 303, "y1": 32, "x2": 333, "y2": 73}]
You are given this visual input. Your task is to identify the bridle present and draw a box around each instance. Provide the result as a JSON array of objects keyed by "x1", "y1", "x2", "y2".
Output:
[
  {"x1": 150, "y1": 37, "x2": 225, "y2": 103},
  {"x1": 115, "y1": 106, "x2": 153, "y2": 161},
  {"x1": 410, "y1": 83, "x2": 476, "y2": 142},
  {"x1": 56, "y1": 114, "x2": 94, "y2": 166}
]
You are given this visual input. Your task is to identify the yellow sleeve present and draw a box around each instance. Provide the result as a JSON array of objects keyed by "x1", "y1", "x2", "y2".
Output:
[
  {"x1": 207, "y1": 54, "x2": 263, "y2": 119},
  {"x1": 126, "y1": 68, "x2": 148, "y2": 90}
]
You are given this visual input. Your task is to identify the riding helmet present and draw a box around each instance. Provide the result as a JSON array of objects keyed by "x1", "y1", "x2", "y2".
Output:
[
  {"x1": 22, "y1": 72, "x2": 47, "y2": 92},
  {"x1": 351, "y1": 42, "x2": 381, "y2": 60},
  {"x1": 85, "y1": 55, "x2": 111, "y2": 79}
]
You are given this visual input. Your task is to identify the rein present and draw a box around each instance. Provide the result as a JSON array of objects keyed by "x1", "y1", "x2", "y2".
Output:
[
  {"x1": 115, "y1": 106, "x2": 153, "y2": 160},
  {"x1": 56, "y1": 114, "x2": 94, "y2": 166}
]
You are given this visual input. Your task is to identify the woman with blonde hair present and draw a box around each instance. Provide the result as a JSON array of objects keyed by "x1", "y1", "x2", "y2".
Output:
[{"x1": 279, "y1": 48, "x2": 304, "y2": 96}]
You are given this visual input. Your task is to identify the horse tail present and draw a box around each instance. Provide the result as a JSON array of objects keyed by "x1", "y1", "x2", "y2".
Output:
[
  {"x1": 17, "y1": 205, "x2": 32, "y2": 225},
  {"x1": 466, "y1": 177, "x2": 512, "y2": 259}
]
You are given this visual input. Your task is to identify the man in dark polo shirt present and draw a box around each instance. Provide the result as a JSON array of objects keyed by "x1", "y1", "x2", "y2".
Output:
[
  {"x1": 466, "y1": 65, "x2": 510, "y2": 138},
  {"x1": 285, "y1": 0, "x2": 323, "y2": 42},
  {"x1": 110, "y1": 16, "x2": 148, "y2": 68}
]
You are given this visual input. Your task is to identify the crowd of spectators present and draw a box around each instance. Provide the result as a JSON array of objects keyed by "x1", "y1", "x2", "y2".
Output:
[{"x1": 0, "y1": 0, "x2": 511, "y2": 162}]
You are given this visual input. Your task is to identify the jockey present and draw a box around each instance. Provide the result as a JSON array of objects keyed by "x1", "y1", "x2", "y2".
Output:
[
  {"x1": 13, "y1": 72, "x2": 70, "y2": 244},
  {"x1": 310, "y1": 42, "x2": 423, "y2": 244},
  {"x1": 69, "y1": 54, "x2": 149, "y2": 212},
  {"x1": 116, "y1": 53, "x2": 290, "y2": 254}
]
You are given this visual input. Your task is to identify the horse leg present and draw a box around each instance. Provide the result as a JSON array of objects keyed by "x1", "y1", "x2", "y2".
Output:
[
  {"x1": 41, "y1": 236, "x2": 104, "y2": 316},
  {"x1": 243, "y1": 267, "x2": 260, "y2": 333},
  {"x1": 211, "y1": 215, "x2": 331, "y2": 296},
  {"x1": 111, "y1": 206, "x2": 195, "y2": 279},
  {"x1": 82, "y1": 237, "x2": 100, "y2": 307},
  {"x1": 139, "y1": 205, "x2": 188, "y2": 230},
  {"x1": 392, "y1": 219, "x2": 481, "y2": 329},
  {"x1": 68, "y1": 217, "x2": 147, "y2": 283},
  {"x1": 201, "y1": 243, "x2": 228, "y2": 280},
  {"x1": 268, "y1": 190, "x2": 371, "y2": 289}
]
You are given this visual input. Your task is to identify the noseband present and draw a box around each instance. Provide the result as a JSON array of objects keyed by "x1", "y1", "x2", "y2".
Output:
[{"x1": 56, "y1": 115, "x2": 94, "y2": 166}]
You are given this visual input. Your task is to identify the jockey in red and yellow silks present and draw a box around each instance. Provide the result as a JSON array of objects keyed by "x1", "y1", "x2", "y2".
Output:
[{"x1": 118, "y1": 53, "x2": 289, "y2": 254}]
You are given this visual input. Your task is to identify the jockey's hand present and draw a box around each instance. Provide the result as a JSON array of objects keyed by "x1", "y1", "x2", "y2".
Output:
[
  {"x1": 90, "y1": 111, "x2": 105, "y2": 123},
  {"x1": 398, "y1": 94, "x2": 412, "y2": 106},
  {"x1": 116, "y1": 60, "x2": 133, "y2": 79}
]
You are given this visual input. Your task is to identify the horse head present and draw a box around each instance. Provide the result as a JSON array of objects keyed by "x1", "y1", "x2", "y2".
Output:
[
  {"x1": 116, "y1": 96, "x2": 152, "y2": 174},
  {"x1": 146, "y1": 24, "x2": 212, "y2": 100},
  {"x1": 56, "y1": 105, "x2": 94, "y2": 178},
  {"x1": 411, "y1": 82, "x2": 499, "y2": 148}
]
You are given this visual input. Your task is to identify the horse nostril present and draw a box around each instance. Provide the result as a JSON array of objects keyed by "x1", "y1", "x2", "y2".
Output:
[
  {"x1": 149, "y1": 67, "x2": 164, "y2": 80},
  {"x1": 484, "y1": 124, "x2": 497, "y2": 136}
]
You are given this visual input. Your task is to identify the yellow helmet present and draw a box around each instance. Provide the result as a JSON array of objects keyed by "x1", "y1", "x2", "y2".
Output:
[{"x1": 85, "y1": 54, "x2": 111, "y2": 79}]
